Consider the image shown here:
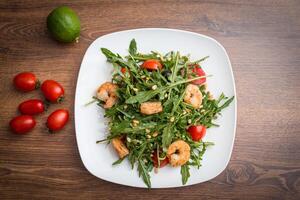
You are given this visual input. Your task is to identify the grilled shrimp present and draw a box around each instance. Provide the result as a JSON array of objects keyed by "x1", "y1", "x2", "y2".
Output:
[
  {"x1": 167, "y1": 140, "x2": 190, "y2": 167},
  {"x1": 184, "y1": 84, "x2": 202, "y2": 109},
  {"x1": 140, "y1": 102, "x2": 163, "y2": 115},
  {"x1": 111, "y1": 137, "x2": 129, "y2": 159},
  {"x1": 97, "y1": 82, "x2": 118, "y2": 109}
]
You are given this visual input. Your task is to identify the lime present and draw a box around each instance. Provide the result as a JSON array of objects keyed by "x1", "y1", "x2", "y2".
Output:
[{"x1": 47, "y1": 6, "x2": 81, "y2": 43}]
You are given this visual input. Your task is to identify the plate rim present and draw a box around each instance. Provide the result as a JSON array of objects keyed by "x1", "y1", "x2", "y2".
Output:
[{"x1": 74, "y1": 28, "x2": 237, "y2": 188}]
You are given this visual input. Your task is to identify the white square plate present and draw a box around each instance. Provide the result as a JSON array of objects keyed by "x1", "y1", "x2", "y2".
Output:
[{"x1": 75, "y1": 28, "x2": 237, "y2": 188}]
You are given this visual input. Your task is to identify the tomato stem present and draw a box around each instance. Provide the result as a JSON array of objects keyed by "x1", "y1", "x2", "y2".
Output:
[
  {"x1": 44, "y1": 100, "x2": 50, "y2": 111},
  {"x1": 35, "y1": 80, "x2": 41, "y2": 89},
  {"x1": 57, "y1": 96, "x2": 65, "y2": 103},
  {"x1": 46, "y1": 127, "x2": 54, "y2": 134}
]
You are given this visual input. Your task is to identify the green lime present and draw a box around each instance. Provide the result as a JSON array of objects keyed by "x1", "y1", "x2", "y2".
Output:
[{"x1": 47, "y1": 6, "x2": 81, "y2": 43}]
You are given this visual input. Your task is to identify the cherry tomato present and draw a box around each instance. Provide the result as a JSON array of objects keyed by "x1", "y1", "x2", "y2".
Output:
[
  {"x1": 151, "y1": 152, "x2": 169, "y2": 168},
  {"x1": 191, "y1": 64, "x2": 206, "y2": 85},
  {"x1": 187, "y1": 125, "x2": 206, "y2": 141},
  {"x1": 41, "y1": 80, "x2": 64, "y2": 103},
  {"x1": 46, "y1": 109, "x2": 69, "y2": 132},
  {"x1": 9, "y1": 115, "x2": 36, "y2": 134},
  {"x1": 142, "y1": 59, "x2": 162, "y2": 70},
  {"x1": 18, "y1": 99, "x2": 45, "y2": 115},
  {"x1": 13, "y1": 72, "x2": 39, "y2": 92},
  {"x1": 121, "y1": 67, "x2": 127, "y2": 74}
]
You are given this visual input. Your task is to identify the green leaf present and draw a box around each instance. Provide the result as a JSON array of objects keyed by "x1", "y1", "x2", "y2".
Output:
[
  {"x1": 111, "y1": 122, "x2": 157, "y2": 134},
  {"x1": 129, "y1": 54, "x2": 158, "y2": 61},
  {"x1": 218, "y1": 96, "x2": 234, "y2": 111},
  {"x1": 204, "y1": 141, "x2": 214, "y2": 146},
  {"x1": 129, "y1": 39, "x2": 137, "y2": 55},
  {"x1": 96, "y1": 138, "x2": 109, "y2": 143},
  {"x1": 110, "y1": 120, "x2": 131, "y2": 134},
  {"x1": 137, "y1": 159, "x2": 151, "y2": 188},
  {"x1": 137, "y1": 143, "x2": 147, "y2": 160},
  {"x1": 216, "y1": 93, "x2": 225, "y2": 104},
  {"x1": 101, "y1": 48, "x2": 117, "y2": 61},
  {"x1": 181, "y1": 164, "x2": 190, "y2": 185},
  {"x1": 101, "y1": 47, "x2": 139, "y2": 74},
  {"x1": 162, "y1": 125, "x2": 173, "y2": 148},
  {"x1": 170, "y1": 52, "x2": 180, "y2": 83},
  {"x1": 198, "y1": 142, "x2": 207, "y2": 157},
  {"x1": 125, "y1": 90, "x2": 160, "y2": 104},
  {"x1": 128, "y1": 151, "x2": 136, "y2": 169},
  {"x1": 171, "y1": 89, "x2": 186, "y2": 114},
  {"x1": 188, "y1": 56, "x2": 209, "y2": 65},
  {"x1": 112, "y1": 157, "x2": 126, "y2": 165},
  {"x1": 116, "y1": 108, "x2": 134, "y2": 119}
]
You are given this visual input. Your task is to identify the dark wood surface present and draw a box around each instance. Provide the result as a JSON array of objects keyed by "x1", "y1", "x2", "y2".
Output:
[{"x1": 1, "y1": 0, "x2": 300, "y2": 199}]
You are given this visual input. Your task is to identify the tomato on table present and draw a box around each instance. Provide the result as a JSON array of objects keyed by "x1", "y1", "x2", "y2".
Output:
[
  {"x1": 9, "y1": 115, "x2": 36, "y2": 134},
  {"x1": 191, "y1": 64, "x2": 206, "y2": 85},
  {"x1": 187, "y1": 125, "x2": 206, "y2": 141},
  {"x1": 142, "y1": 59, "x2": 162, "y2": 70},
  {"x1": 41, "y1": 80, "x2": 64, "y2": 103},
  {"x1": 152, "y1": 151, "x2": 169, "y2": 168},
  {"x1": 13, "y1": 72, "x2": 39, "y2": 92},
  {"x1": 18, "y1": 99, "x2": 45, "y2": 115},
  {"x1": 46, "y1": 109, "x2": 69, "y2": 132}
]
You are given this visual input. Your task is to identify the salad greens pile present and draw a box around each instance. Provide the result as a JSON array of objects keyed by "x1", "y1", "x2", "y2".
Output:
[{"x1": 95, "y1": 39, "x2": 234, "y2": 188}]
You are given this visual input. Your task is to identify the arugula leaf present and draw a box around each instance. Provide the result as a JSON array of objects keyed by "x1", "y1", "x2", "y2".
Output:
[
  {"x1": 216, "y1": 93, "x2": 225, "y2": 104},
  {"x1": 129, "y1": 54, "x2": 158, "y2": 61},
  {"x1": 125, "y1": 89, "x2": 160, "y2": 104},
  {"x1": 101, "y1": 48, "x2": 117, "y2": 61},
  {"x1": 198, "y1": 142, "x2": 208, "y2": 157},
  {"x1": 116, "y1": 108, "x2": 134, "y2": 119},
  {"x1": 170, "y1": 52, "x2": 179, "y2": 83},
  {"x1": 218, "y1": 96, "x2": 234, "y2": 111},
  {"x1": 110, "y1": 120, "x2": 131, "y2": 134},
  {"x1": 110, "y1": 122, "x2": 157, "y2": 135},
  {"x1": 112, "y1": 157, "x2": 126, "y2": 165},
  {"x1": 128, "y1": 151, "x2": 136, "y2": 169},
  {"x1": 181, "y1": 164, "x2": 190, "y2": 185},
  {"x1": 171, "y1": 88, "x2": 186, "y2": 114},
  {"x1": 188, "y1": 55, "x2": 210, "y2": 65},
  {"x1": 137, "y1": 143, "x2": 147, "y2": 160},
  {"x1": 162, "y1": 125, "x2": 173, "y2": 148},
  {"x1": 137, "y1": 159, "x2": 151, "y2": 188},
  {"x1": 101, "y1": 48, "x2": 139, "y2": 74},
  {"x1": 129, "y1": 39, "x2": 137, "y2": 55}
]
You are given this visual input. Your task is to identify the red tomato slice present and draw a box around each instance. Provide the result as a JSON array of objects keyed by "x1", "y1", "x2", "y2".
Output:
[
  {"x1": 187, "y1": 125, "x2": 206, "y2": 141},
  {"x1": 152, "y1": 151, "x2": 169, "y2": 168},
  {"x1": 142, "y1": 59, "x2": 162, "y2": 70},
  {"x1": 191, "y1": 64, "x2": 206, "y2": 85}
]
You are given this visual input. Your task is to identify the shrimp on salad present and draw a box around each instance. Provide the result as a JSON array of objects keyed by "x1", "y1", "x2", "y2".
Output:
[{"x1": 97, "y1": 82, "x2": 118, "y2": 109}]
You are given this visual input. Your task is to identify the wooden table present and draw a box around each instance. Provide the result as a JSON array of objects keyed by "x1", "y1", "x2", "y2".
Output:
[{"x1": 1, "y1": 0, "x2": 299, "y2": 199}]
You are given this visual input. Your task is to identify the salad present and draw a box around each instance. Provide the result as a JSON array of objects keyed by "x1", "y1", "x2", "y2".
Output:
[{"x1": 94, "y1": 39, "x2": 234, "y2": 188}]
